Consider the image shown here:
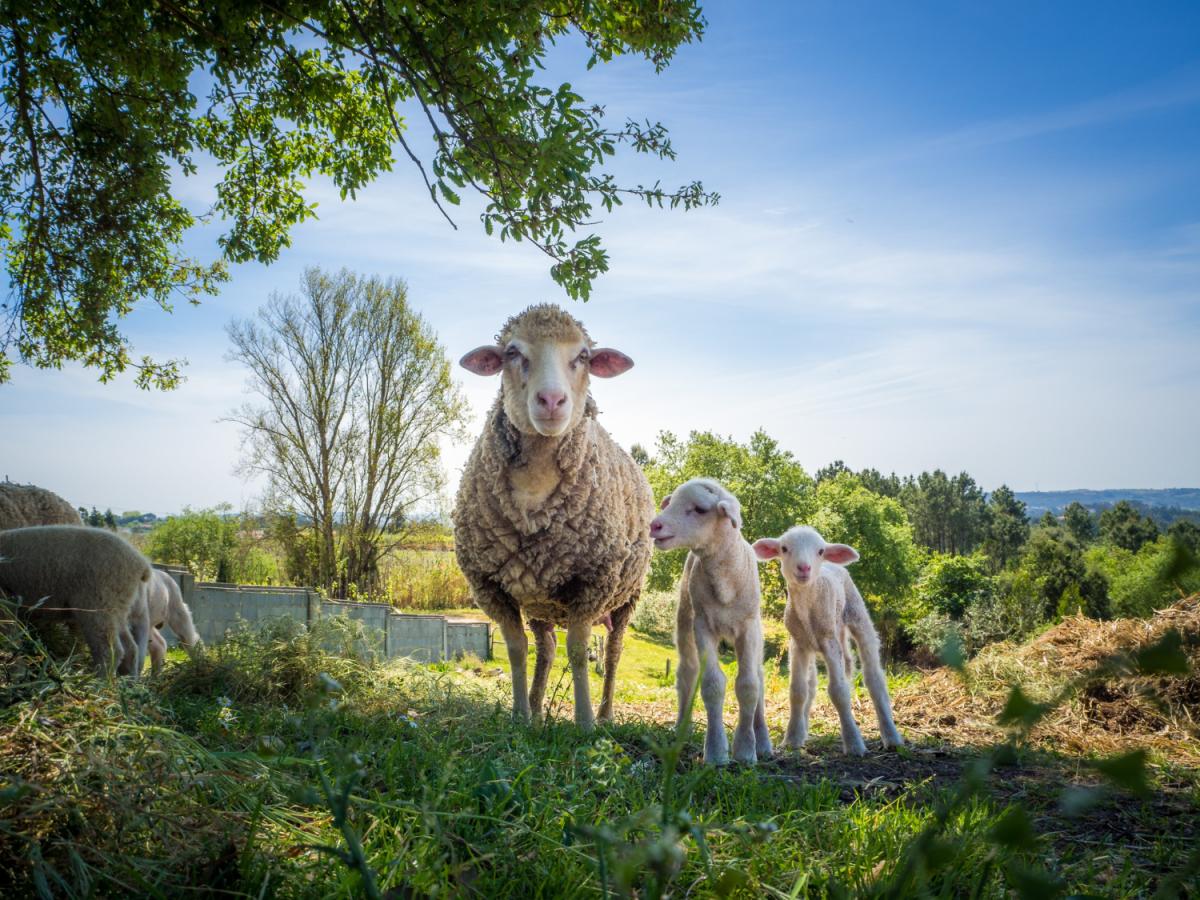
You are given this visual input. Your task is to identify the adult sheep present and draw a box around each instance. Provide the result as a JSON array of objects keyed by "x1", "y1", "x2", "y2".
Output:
[
  {"x1": 0, "y1": 525, "x2": 152, "y2": 676},
  {"x1": 454, "y1": 304, "x2": 653, "y2": 729},
  {"x1": 0, "y1": 483, "x2": 82, "y2": 530}
]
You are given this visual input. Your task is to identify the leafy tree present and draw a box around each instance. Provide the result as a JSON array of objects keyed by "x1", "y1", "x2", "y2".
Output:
[
  {"x1": 901, "y1": 470, "x2": 990, "y2": 555},
  {"x1": 1168, "y1": 519, "x2": 1200, "y2": 553},
  {"x1": 913, "y1": 553, "x2": 994, "y2": 619},
  {"x1": 1085, "y1": 538, "x2": 1200, "y2": 619},
  {"x1": 856, "y1": 467, "x2": 903, "y2": 499},
  {"x1": 982, "y1": 484, "x2": 1029, "y2": 571},
  {"x1": 0, "y1": 2, "x2": 713, "y2": 387},
  {"x1": 641, "y1": 428, "x2": 814, "y2": 608},
  {"x1": 144, "y1": 505, "x2": 238, "y2": 582},
  {"x1": 1063, "y1": 501, "x2": 1099, "y2": 544},
  {"x1": 1016, "y1": 525, "x2": 1109, "y2": 620},
  {"x1": 227, "y1": 267, "x2": 468, "y2": 597},
  {"x1": 814, "y1": 459, "x2": 850, "y2": 484},
  {"x1": 1099, "y1": 500, "x2": 1160, "y2": 552}
]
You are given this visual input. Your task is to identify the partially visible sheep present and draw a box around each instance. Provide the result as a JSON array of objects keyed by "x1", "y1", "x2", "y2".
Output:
[
  {"x1": 0, "y1": 525, "x2": 152, "y2": 676},
  {"x1": 143, "y1": 569, "x2": 201, "y2": 675},
  {"x1": 753, "y1": 526, "x2": 903, "y2": 756},
  {"x1": 454, "y1": 304, "x2": 654, "y2": 729},
  {"x1": 0, "y1": 483, "x2": 82, "y2": 530},
  {"x1": 650, "y1": 479, "x2": 772, "y2": 765}
]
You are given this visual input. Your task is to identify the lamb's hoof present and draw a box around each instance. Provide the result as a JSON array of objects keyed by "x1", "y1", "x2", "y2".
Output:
[
  {"x1": 882, "y1": 730, "x2": 905, "y2": 750},
  {"x1": 704, "y1": 751, "x2": 731, "y2": 766},
  {"x1": 756, "y1": 738, "x2": 774, "y2": 757},
  {"x1": 575, "y1": 714, "x2": 596, "y2": 732},
  {"x1": 843, "y1": 739, "x2": 868, "y2": 757},
  {"x1": 782, "y1": 731, "x2": 808, "y2": 751}
]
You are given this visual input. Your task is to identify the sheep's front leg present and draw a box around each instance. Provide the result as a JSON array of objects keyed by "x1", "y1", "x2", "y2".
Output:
[
  {"x1": 528, "y1": 619, "x2": 557, "y2": 723},
  {"x1": 597, "y1": 601, "x2": 633, "y2": 723},
  {"x1": 784, "y1": 641, "x2": 815, "y2": 749},
  {"x1": 731, "y1": 626, "x2": 765, "y2": 764},
  {"x1": 566, "y1": 620, "x2": 595, "y2": 730},
  {"x1": 694, "y1": 619, "x2": 730, "y2": 765},
  {"x1": 822, "y1": 638, "x2": 867, "y2": 756},
  {"x1": 497, "y1": 616, "x2": 532, "y2": 723},
  {"x1": 78, "y1": 611, "x2": 119, "y2": 676}
]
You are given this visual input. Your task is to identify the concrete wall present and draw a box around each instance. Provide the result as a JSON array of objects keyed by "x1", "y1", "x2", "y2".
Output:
[{"x1": 153, "y1": 564, "x2": 490, "y2": 662}]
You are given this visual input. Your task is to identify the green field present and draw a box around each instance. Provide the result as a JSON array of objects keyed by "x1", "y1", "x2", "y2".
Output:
[{"x1": 1, "y1": 613, "x2": 1196, "y2": 898}]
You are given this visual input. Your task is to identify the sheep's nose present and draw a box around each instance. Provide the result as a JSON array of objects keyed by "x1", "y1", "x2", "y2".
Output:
[
  {"x1": 650, "y1": 519, "x2": 664, "y2": 535},
  {"x1": 536, "y1": 389, "x2": 567, "y2": 411},
  {"x1": 796, "y1": 564, "x2": 811, "y2": 575}
]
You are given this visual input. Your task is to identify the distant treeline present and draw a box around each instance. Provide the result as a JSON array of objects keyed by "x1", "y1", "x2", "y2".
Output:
[{"x1": 1014, "y1": 488, "x2": 1200, "y2": 523}]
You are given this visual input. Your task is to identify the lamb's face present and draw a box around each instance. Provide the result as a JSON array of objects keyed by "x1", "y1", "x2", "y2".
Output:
[
  {"x1": 752, "y1": 526, "x2": 859, "y2": 587},
  {"x1": 650, "y1": 478, "x2": 742, "y2": 552},
  {"x1": 459, "y1": 306, "x2": 634, "y2": 438}
]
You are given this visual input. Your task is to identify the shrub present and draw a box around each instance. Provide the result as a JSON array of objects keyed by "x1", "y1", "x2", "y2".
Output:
[
  {"x1": 631, "y1": 589, "x2": 677, "y2": 642},
  {"x1": 914, "y1": 553, "x2": 994, "y2": 619},
  {"x1": 378, "y1": 549, "x2": 471, "y2": 610}
]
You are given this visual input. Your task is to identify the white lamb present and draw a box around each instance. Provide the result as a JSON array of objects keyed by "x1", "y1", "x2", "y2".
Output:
[
  {"x1": 650, "y1": 479, "x2": 772, "y2": 765},
  {"x1": 753, "y1": 526, "x2": 903, "y2": 756},
  {"x1": 143, "y1": 569, "x2": 201, "y2": 676}
]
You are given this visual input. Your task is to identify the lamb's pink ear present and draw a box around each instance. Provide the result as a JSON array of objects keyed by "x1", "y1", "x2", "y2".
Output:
[
  {"x1": 823, "y1": 543, "x2": 859, "y2": 565},
  {"x1": 752, "y1": 538, "x2": 781, "y2": 561},
  {"x1": 589, "y1": 348, "x2": 634, "y2": 378},
  {"x1": 717, "y1": 499, "x2": 742, "y2": 530},
  {"x1": 460, "y1": 346, "x2": 504, "y2": 376},
  {"x1": 659, "y1": 494, "x2": 672, "y2": 510}
]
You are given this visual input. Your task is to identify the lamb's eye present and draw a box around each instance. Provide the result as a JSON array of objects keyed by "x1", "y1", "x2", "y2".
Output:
[
  {"x1": 781, "y1": 546, "x2": 789, "y2": 554},
  {"x1": 818, "y1": 548, "x2": 824, "y2": 556}
]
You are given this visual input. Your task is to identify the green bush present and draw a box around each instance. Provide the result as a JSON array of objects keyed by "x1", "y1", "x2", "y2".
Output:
[
  {"x1": 1086, "y1": 538, "x2": 1200, "y2": 618},
  {"x1": 631, "y1": 589, "x2": 677, "y2": 642},
  {"x1": 913, "y1": 552, "x2": 994, "y2": 619}
]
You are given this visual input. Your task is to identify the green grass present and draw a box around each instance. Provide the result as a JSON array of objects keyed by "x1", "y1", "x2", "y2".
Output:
[{"x1": 0, "y1": 615, "x2": 1194, "y2": 898}]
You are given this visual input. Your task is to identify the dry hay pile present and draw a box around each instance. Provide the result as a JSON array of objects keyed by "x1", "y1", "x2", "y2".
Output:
[{"x1": 892, "y1": 594, "x2": 1200, "y2": 764}]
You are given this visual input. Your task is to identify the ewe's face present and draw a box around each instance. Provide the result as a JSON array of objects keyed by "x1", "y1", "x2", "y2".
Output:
[
  {"x1": 460, "y1": 319, "x2": 634, "y2": 438},
  {"x1": 752, "y1": 526, "x2": 859, "y2": 587},
  {"x1": 649, "y1": 479, "x2": 742, "y2": 552}
]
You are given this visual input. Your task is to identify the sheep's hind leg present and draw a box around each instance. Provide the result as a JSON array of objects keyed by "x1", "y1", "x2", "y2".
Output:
[
  {"x1": 566, "y1": 620, "x2": 595, "y2": 730},
  {"x1": 528, "y1": 619, "x2": 557, "y2": 723},
  {"x1": 822, "y1": 638, "x2": 867, "y2": 756},
  {"x1": 597, "y1": 601, "x2": 633, "y2": 724}
]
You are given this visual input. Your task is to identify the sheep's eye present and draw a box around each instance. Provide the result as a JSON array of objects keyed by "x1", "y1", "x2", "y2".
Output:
[
  {"x1": 504, "y1": 347, "x2": 521, "y2": 361},
  {"x1": 781, "y1": 546, "x2": 789, "y2": 554},
  {"x1": 693, "y1": 506, "x2": 708, "y2": 515},
  {"x1": 818, "y1": 548, "x2": 824, "y2": 556}
]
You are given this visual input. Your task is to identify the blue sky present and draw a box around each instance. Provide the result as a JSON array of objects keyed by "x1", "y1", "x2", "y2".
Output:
[{"x1": 3, "y1": 0, "x2": 1198, "y2": 514}]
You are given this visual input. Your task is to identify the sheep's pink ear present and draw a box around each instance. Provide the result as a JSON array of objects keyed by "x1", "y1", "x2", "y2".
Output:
[
  {"x1": 460, "y1": 346, "x2": 504, "y2": 375},
  {"x1": 823, "y1": 543, "x2": 859, "y2": 565},
  {"x1": 752, "y1": 538, "x2": 781, "y2": 560},
  {"x1": 717, "y1": 499, "x2": 742, "y2": 530},
  {"x1": 589, "y1": 348, "x2": 634, "y2": 378},
  {"x1": 659, "y1": 494, "x2": 672, "y2": 510}
]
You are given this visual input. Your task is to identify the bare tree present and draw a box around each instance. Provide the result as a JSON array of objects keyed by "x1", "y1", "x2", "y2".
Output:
[{"x1": 227, "y1": 268, "x2": 467, "y2": 596}]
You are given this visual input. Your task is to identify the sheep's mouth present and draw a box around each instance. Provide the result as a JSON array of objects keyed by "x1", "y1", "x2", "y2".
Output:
[
  {"x1": 792, "y1": 571, "x2": 811, "y2": 583},
  {"x1": 652, "y1": 534, "x2": 676, "y2": 549}
]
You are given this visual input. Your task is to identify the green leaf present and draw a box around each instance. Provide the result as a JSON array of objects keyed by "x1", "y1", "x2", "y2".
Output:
[
  {"x1": 1093, "y1": 749, "x2": 1151, "y2": 797},
  {"x1": 997, "y1": 685, "x2": 1051, "y2": 730},
  {"x1": 1132, "y1": 630, "x2": 1190, "y2": 676},
  {"x1": 1005, "y1": 862, "x2": 1065, "y2": 899},
  {"x1": 988, "y1": 805, "x2": 1038, "y2": 851},
  {"x1": 713, "y1": 868, "x2": 750, "y2": 896}
]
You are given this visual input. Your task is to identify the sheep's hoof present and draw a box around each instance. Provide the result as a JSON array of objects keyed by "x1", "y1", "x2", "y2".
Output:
[
  {"x1": 882, "y1": 732, "x2": 905, "y2": 750},
  {"x1": 843, "y1": 739, "x2": 868, "y2": 757},
  {"x1": 756, "y1": 736, "x2": 774, "y2": 757}
]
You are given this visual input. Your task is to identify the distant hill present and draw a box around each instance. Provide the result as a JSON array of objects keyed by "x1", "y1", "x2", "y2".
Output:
[{"x1": 1014, "y1": 488, "x2": 1200, "y2": 520}]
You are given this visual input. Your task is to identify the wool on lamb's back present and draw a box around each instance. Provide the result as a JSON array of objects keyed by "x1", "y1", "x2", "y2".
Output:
[{"x1": 0, "y1": 484, "x2": 82, "y2": 530}]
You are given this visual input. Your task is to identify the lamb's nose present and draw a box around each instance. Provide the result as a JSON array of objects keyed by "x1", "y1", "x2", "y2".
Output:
[
  {"x1": 650, "y1": 519, "x2": 664, "y2": 535},
  {"x1": 536, "y1": 389, "x2": 567, "y2": 411}
]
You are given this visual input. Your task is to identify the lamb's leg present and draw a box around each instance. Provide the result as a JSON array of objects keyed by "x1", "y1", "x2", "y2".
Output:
[
  {"x1": 695, "y1": 620, "x2": 730, "y2": 765},
  {"x1": 149, "y1": 628, "x2": 167, "y2": 677},
  {"x1": 528, "y1": 619, "x2": 557, "y2": 723},
  {"x1": 784, "y1": 640, "x2": 815, "y2": 749},
  {"x1": 127, "y1": 590, "x2": 151, "y2": 679},
  {"x1": 674, "y1": 589, "x2": 700, "y2": 731},
  {"x1": 731, "y1": 626, "x2": 765, "y2": 764},
  {"x1": 565, "y1": 619, "x2": 595, "y2": 730},
  {"x1": 754, "y1": 662, "x2": 772, "y2": 757},
  {"x1": 847, "y1": 613, "x2": 904, "y2": 748},
  {"x1": 822, "y1": 637, "x2": 867, "y2": 756},
  {"x1": 597, "y1": 601, "x2": 633, "y2": 723},
  {"x1": 117, "y1": 622, "x2": 137, "y2": 676}
]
